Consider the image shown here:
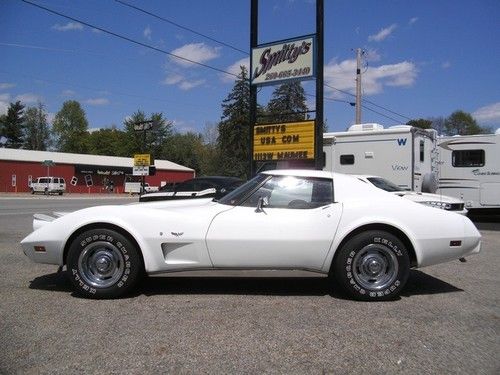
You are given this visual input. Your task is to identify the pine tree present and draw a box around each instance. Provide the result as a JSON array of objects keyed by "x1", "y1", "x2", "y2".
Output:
[
  {"x1": 267, "y1": 81, "x2": 308, "y2": 123},
  {"x1": 1, "y1": 101, "x2": 25, "y2": 148},
  {"x1": 123, "y1": 110, "x2": 173, "y2": 159},
  {"x1": 217, "y1": 66, "x2": 251, "y2": 178}
]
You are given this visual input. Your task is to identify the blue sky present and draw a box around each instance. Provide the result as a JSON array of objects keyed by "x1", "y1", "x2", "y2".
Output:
[{"x1": 1, "y1": 0, "x2": 499, "y2": 135}]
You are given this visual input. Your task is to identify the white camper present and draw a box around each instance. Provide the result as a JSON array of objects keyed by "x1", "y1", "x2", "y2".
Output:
[
  {"x1": 323, "y1": 123, "x2": 438, "y2": 192},
  {"x1": 436, "y1": 132, "x2": 500, "y2": 212}
]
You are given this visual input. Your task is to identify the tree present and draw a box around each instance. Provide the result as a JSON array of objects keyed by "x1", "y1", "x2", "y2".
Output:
[
  {"x1": 123, "y1": 110, "x2": 173, "y2": 159},
  {"x1": 86, "y1": 126, "x2": 128, "y2": 156},
  {"x1": 444, "y1": 110, "x2": 484, "y2": 136},
  {"x1": 52, "y1": 100, "x2": 89, "y2": 153},
  {"x1": 407, "y1": 119, "x2": 433, "y2": 130},
  {"x1": 267, "y1": 81, "x2": 308, "y2": 123},
  {"x1": 23, "y1": 101, "x2": 52, "y2": 150},
  {"x1": 217, "y1": 66, "x2": 251, "y2": 178},
  {"x1": 1, "y1": 101, "x2": 25, "y2": 148},
  {"x1": 163, "y1": 132, "x2": 204, "y2": 173}
]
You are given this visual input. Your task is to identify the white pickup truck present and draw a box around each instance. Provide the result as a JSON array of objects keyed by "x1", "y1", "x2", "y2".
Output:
[{"x1": 124, "y1": 182, "x2": 158, "y2": 194}]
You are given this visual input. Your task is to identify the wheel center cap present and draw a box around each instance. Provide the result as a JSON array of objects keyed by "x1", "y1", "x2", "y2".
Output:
[{"x1": 95, "y1": 256, "x2": 112, "y2": 272}]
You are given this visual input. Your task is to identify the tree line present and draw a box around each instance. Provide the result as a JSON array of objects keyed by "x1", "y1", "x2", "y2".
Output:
[{"x1": 0, "y1": 66, "x2": 492, "y2": 179}]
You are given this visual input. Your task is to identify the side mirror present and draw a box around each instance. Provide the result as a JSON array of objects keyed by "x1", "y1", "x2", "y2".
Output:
[{"x1": 255, "y1": 196, "x2": 269, "y2": 213}]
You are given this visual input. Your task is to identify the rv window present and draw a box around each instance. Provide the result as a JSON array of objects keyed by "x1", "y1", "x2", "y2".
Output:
[
  {"x1": 420, "y1": 140, "x2": 425, "y2": 162},
  {"x1": 340, "y1": 154, "x2": 355, "y2": 165},
  {"x1": 452, "y1": 150, "x2": 485, "y2": 167}
]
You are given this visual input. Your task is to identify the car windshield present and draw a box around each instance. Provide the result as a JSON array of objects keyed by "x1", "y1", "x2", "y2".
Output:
[
  {"x1": 218, "y1": 174, "x2": 269, "y2": 205},
  {"x1": 366, "y1": 177, "x2": 406, "y2": 192}
]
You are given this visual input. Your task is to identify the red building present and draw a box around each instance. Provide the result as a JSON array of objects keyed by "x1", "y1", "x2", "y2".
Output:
[{"x1": 0, "y1": 148, "x2": 195, "y2": 194}]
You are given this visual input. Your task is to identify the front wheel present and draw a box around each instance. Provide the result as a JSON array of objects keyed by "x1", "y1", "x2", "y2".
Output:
[
  {"x1": 67, "y1": 229, "x2": 143, "y2": 298},
  {"x1": 332, "y1": 230, "x2": 410, "y2": 301}
]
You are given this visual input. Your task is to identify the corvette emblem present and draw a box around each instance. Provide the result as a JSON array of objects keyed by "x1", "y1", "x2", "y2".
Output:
[{"x1": 171, "y1": 232, "x2": 184, "y2": 237}]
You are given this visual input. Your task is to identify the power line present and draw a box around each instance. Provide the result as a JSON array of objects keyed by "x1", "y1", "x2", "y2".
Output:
[
  {"x1": 114, "y1": 0, "x2": 248, "y2": 55},
  {"x1": 112, "y1": 0, "x2": 414, "y2": 122},
  {"x1": 19, "y1": 0, "x2": 239, "y2": 79},
  {"x1": 18, "y1": 0, "x2": 414, "y2": 123},
  {"x1": 324, "y1": 82, "x2": 412, "y2": 122}
]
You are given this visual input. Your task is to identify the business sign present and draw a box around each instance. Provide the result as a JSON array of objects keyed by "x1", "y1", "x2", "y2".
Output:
[
  {"x1": 134, "y1": 154, "x2": 151, "y2": 167},
  {"x1": 133, "y1": 166, "x2": 149, "y2": 176},
  {"x1": 251, "y1": 35, "x2": 315, "y2": 86},
  {"x1": 253, "y1": 120, "x2": 315, "y2": 161}
]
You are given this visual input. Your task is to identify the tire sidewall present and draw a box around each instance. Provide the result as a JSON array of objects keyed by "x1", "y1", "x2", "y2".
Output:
[
  {"x1": 67, "y1": 229, "x2": 142, "y2": 298},
  {"x1": 334, "y1": 231, "x2": 410, "y2": 301}
]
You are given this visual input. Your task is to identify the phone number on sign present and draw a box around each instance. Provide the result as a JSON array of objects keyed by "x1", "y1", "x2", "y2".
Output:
[{"x1": 265, "y1": 67, "x2": 311, "y2": 81}]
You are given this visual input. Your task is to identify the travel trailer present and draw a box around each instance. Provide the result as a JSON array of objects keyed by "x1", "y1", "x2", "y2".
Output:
[
  {"x1": 323, "y1": 124, "x2": 438, "y2": 192},
  {"x1": 436, "y1": 132, "x2": 500, "y2": 213}
]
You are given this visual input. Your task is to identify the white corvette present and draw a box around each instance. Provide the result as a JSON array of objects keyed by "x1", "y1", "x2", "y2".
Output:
[{"x1": 21, "y1": 170, "x2": 481, "y2": 301}]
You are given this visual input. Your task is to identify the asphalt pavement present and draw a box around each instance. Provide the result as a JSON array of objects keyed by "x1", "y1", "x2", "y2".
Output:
[{"x1": 0, "y1": 196, "x2": 498, "y2": 374}]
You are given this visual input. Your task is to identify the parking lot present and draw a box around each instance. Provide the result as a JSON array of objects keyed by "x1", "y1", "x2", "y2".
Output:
[{"x1": 0, "y1": 196, "x2": 498, "y2": 374}]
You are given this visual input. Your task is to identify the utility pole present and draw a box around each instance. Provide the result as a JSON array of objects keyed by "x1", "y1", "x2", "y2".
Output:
[{"x1": 355, "y1": 48, "x2": 364, "y2": 124}]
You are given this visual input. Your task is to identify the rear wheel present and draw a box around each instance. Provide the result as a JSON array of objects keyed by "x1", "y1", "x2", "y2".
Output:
[
  {"x1": 67, "y1": 228, "x2": 142, "y2": 299},
  {"x1": 332, "y1": 230, "x2": 410, "y2": 301}
]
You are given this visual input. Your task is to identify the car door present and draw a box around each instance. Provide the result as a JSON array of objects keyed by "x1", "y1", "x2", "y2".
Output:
[{"x1": 206, "y1": 175, "x2": 342, "y2": 270}]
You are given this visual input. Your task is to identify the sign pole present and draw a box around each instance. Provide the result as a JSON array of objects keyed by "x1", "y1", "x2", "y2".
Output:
[
  {"x1": 315, "y1": 0, "x2": 324, "y2": 170},
  {"x1": 249, "y1": 0, "x2": 258, "y2": 178}
]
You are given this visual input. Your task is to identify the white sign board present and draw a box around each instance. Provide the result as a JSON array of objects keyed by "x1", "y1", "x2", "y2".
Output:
[
  {"x1": 133, "y1": 166, "x2": 149, "y2": 176},
  {"x1": 251, "y1": 35, "x2": 315, "y2": 86}
]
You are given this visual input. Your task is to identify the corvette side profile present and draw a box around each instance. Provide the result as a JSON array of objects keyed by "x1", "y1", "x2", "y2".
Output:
[{"x1": 21, "y1": 170, "x2": 481, "y2": 301}]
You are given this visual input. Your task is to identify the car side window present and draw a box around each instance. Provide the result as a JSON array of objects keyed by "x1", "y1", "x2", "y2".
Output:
[
  {"x1": 176, "y1": 181, "x2": 196, "y2": 191},
  {"x1": 241, "y1": 176, "x2": 333, "y2": 209},
  {"x1": 195, "y1": 181, "x2": 214, "y2": 191}
]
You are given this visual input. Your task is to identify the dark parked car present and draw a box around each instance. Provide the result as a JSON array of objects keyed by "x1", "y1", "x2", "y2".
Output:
[{"x1": 139, "y1": 176, "x2": 244, "y2": 202}]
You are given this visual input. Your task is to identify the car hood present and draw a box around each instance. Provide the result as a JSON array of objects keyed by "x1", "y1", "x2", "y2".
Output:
[{"x1": 392, "y1": 191, "x2": 463, "y2": 204}]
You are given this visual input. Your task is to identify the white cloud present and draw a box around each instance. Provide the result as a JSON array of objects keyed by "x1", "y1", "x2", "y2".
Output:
[
  {"x1": 178, "y1": 79, "x2": 205, "y2": 91},
  {"x1": 441, "y1": 61, "x2": 451, "y2": 69},
  {"x1": 221, "y1": 57, "x2": 250, "y2": 83},
  {"x1": 85, "y1": 98, "x2": 110, "y2": 106},
  {"x1": 162, "y1": 72, "x2": 205, "y2": 91},
  {"x1": 52, "y1": 22, "x2": 84, "y2": 32},
  {"x1": 163, "y1": 73, "x2": 184, "y2": 85},
  {"x1": 409, "y1": 17, "x2": 419, "y2": 25},
  {"x1": 324, "y1": 58, "x2": 417, "y2": 96},
  {"x1": 0, "y1": 82, "x2": 16, "y2": 90},
  {"x1": 62, "y1": 89, "x2": 75, "y2": 97},
  {"x1": 473, "y1": 102, "x2": 500, "y2": 125},
  {"x1": 15, "y1": 93, "x2": 41, "y2": 104},
  {"x1": 170, "y1": 43, "x2": 221, "y2": 67},
  {"x1": 143, "y1": 26, "x2": 152, "y2": 40},
  {"x1": 368, "y1": 24, "x2": 397, "y2": 42}
]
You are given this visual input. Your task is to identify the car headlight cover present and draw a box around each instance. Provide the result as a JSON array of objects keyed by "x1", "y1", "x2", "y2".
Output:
[{"x1": 420, "y1": 201, "x2": 452, "y2": 210}]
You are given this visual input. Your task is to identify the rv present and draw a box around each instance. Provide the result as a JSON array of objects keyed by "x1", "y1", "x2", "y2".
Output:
[
  {"x1": 436, "y1": 132, "x2": 500, "y2": 213},
  {"x1": 323, "y1": 123, "x2": 438, "y2": 192}
]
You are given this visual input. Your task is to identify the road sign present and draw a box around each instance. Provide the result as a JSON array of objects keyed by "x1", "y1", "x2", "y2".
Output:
[
  {"x1": 42, "y1": 160, "x2": 55, "y2": 166},
  {"x1": 134, "y1": 154, "x2": 151, "y2": 166}
]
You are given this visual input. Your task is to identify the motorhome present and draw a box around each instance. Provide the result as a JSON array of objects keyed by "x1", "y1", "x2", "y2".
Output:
[
  {"x1": 323, "y1": 123, "x2": 438, "y2": 192},
  {"x1": 436, "y1": 132, "x2": 500, "y2": 213}
]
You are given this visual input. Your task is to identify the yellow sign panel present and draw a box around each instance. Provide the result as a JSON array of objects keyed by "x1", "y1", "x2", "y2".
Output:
[
  {"x1": 253, "y1": 121, "x2": 315, "y2": 161},
  {"x1": 134, "y1": 154, "x2": 151, "y2": 166}
]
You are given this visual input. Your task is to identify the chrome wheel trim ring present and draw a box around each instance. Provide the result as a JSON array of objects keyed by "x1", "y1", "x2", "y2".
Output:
[
  {"x1": 352, "y1": 243, "x2": 399, "y2": 291},
  {"x1": 78, "y1": 241, "x2": 124, "y2": 288}
]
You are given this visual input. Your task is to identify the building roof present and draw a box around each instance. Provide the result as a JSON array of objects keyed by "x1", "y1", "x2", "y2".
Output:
[{"x1": 0, "y1": 148, "x2": 194, "y2": 172}]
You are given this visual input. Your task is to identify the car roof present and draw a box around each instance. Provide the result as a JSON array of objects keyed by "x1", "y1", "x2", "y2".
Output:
[{"x1": 262, "y1": 169, "x2": 335, "y2": 179}]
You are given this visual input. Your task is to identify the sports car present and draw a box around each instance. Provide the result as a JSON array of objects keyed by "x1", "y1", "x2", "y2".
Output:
[
  {"x1": 20, "y1": 170, "x2": 481, "y2": 301},
  {"x1": 353, "y1": 175, "x2": 468, "y2": 215}
]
